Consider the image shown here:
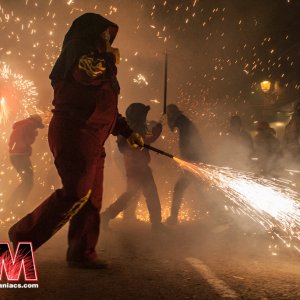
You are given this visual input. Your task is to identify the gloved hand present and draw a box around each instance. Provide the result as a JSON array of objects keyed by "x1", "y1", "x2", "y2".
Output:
[{"x1": 127, "y1": 132, "x2": 144, "y2": 150}]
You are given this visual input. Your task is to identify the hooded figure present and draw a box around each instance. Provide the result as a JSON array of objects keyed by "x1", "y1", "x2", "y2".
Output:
[
  {"x1": 9, "y1": 13, "x2": 143, "y2": 269},
  {"x1": 7, "y1": 115, "x2": 44, "y2": 210},
  {"x1": 101, "y1": 103, "x2": 165, "y2": 232},
  {"x1": 166, "y1": 104, "x2": 205, "y2": 225},
  {"x1": 283, "y1": 101, "x2": 300, "y2": 158}
]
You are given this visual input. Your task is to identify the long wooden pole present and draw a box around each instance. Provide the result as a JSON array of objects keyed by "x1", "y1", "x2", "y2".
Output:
[{"x1": 163, "y1": 51, "x2": 168, "y2": 114}]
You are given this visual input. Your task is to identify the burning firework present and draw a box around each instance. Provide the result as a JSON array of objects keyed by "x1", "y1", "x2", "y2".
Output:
[
  {"x1": 0, "y1": 61, "x2": 42, "y2": 126},
  {"x1": 174, "y1": 158, "x2": 300, "y2": 251},
  {"x1": 0, "y1": 96, "x2": 9, "y2": 124}
]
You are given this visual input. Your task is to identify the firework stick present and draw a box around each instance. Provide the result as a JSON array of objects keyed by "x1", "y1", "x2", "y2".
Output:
[
  {"x1": 163, "y1": 51, "x2": 168, "y2": 115},
  {"x1": 141, "y1": 144, "x2": 174, "y2": 159}
]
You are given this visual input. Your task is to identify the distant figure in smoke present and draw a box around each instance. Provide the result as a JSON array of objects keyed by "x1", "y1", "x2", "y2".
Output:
[
  {"x1": 254, "y1": 121, "x2": 280, "y2": 175},
  {"x1": 283, "y1": 101, "x2": 300, "y2": 159},
  {"x1": 101, "y1": 103, "x2": 165, "y2": 231},
  {"x1": 165, "y1": 104, "x2": 205, "y2": 225},
  {"x1": 8, "y1": 114, "x2": 44, "y2": 210},
  {"x1": 222, "y1": 115, "x2": 253, "y2": 170},
  {"x1": 283, "y1": 101, "x2": 300, "y2": 189},
  {"x1": 8, "y1": 13, "x2": 143, "y2": 269}
]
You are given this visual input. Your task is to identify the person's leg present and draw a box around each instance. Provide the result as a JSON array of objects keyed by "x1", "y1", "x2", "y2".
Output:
[
  {"x1": 141, "y1": 167, "x2": 162, "y2": 227},
  {"x1": 101, "y1": 175, "x2": 140, "y2": 227},
  {"x1": 8, "y1": 155, "x2": 33, "y2": 207},
  {"x1": 167, "y1": 172, "x2": 190, "y2": 225},
  {"x1": 67, "y1": 150, "x2": 105, "y2": 262},
  {"x1": 123, "y1": 192, "x2": 140, "y2": 220}
]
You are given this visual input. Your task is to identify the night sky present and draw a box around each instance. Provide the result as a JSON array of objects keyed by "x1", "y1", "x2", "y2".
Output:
[{"x1": 0, "y1": 0, "x2": 300, "y2": 129}]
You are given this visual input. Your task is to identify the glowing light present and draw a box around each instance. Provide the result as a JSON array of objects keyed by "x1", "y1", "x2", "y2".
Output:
[
  {"x1": 0, "y1": 97, "x2": 9, "y2": 124},
  {"x1": 260, "y1": 80, "x2": 271, "y2": 93},
  {"x1": 0, "y1": 61, "x2": 41, "y2": 121},
  {"x1": 133, "y1": 74, "x2": 149, "y2": 86}
]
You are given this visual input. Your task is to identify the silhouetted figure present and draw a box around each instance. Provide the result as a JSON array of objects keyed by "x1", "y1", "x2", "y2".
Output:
[
  {"x1": 8, "y1": 114, "x2": 44, "y2": 210},
  {"x1": 101, "y1": 103, "x2": 164, "y2": 231},
  {"x1": 166, "y1": 104, "x2": 205, "y2": 225},
  {"x1": 284, "y1": 101, "x2": 300, "y2": 159}
]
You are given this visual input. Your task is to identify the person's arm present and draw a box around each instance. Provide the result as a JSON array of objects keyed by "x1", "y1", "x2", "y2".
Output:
[
  {"x1": 144, "y1": 123, "x2": 162, "y2": 144},
  {"x1": 111, "y1": 113, "x2": 132, "y2": 138},
  {"x1": 111, "y1": 114, "x2": 144, "y2": 149}
]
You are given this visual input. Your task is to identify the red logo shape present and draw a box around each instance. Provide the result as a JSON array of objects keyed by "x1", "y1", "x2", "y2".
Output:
[{"x1": 0, "y1": 242, "x2": 38, "y2": 282}]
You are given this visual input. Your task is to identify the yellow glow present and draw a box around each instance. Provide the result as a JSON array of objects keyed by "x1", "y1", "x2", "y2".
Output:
[{"x1": 260, "y1": 80, "x2": 271, "y2": 93}]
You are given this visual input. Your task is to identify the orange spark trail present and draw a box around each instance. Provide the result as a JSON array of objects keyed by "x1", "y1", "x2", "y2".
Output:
[{"x1": 174, "y1": 157, "x2": 300, "y2": 252}]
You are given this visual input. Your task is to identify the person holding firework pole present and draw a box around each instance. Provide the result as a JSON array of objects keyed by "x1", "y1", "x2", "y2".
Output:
[
  {"x1": 8, "y1": 13, "x2": 143, "y2": 269},
  {"x1": 101, "y1": 103, "x2": 165, "y2": 232}
]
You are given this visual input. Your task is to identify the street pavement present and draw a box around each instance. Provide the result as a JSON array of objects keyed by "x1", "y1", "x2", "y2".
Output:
[{"x1": 1, "y1": 217, "x2": 300, "y2": 300}]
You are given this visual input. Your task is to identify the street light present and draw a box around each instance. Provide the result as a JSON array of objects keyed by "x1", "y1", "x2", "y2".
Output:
[{"x1": 260, "y1": 80, "x2": 271, "y2": 93}]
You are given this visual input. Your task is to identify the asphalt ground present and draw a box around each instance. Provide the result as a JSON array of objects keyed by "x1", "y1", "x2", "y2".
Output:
[{"x1": 1, "y1": 216, "x2": 300, "y2": 300}]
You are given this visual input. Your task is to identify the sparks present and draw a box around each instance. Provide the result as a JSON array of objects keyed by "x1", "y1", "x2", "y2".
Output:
[
  {"x1": 0, "y1": 97, "x2": 9, "y2": 125},
  {"x1": 174, "y1": 158, "x2": 300, "y2": 250},
  {"x1": 133, "y1": 73, "x2": 149, "y2": 86}
]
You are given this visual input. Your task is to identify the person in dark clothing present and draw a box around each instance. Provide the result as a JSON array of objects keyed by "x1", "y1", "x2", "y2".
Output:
[
  {"x1": 8, "y1": 13, "x2": 143, "y2": 269},
  {"x1": 8, "y1": 115, "x2": 44, "y2": 210},
  {"x1": 222, "y1": 115, "x2": 254, "y2": 170},
  {"x1": 253, "y1": 121, "x2": 280, "y2": 175},
  {"x1": 283, "y1": 101, "x2": 300, "y2": 159},
  {"x1": 283, "y1": 101, "x2": 300, "y2": 189},
  {"x1": 101, "y1": 103, "x2": 164, "y2": 231},
  {"x1": 165, "y1": 104, "x2": 205, "y2": 225}
]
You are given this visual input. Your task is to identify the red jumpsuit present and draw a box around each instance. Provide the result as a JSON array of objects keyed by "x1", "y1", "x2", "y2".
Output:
[
  {"x1": 9, "y1": 51, "x2": 132, "y2": 262},
  {"x1": 8, "y1": 118, "x2": 39, "y2": 208}
]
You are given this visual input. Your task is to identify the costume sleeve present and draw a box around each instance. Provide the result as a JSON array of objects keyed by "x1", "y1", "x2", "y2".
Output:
[
  {"x1": 144, "y1": 123, "x2": 162, "y2": 144},
  {"x1": 72, "y1": 52, "x2": 110, "y2": 86},
  {"x1": 111, "y1": 113, "x2": 133, "y2": 138}
]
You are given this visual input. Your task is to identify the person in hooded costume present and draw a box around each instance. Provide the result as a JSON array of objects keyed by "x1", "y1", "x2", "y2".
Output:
[
  {"x1": 101, "y1": 103, "x2": 164, "y2": 231},
  {"x1": 8, "y1": 114, "x2": 45, "y2": 210},
  {"x1": 165, "y1": 104, "x2": 205, "y2": 225},
  {"x1": 8, "y1": 13, "x2": 143, "y2": 269}
]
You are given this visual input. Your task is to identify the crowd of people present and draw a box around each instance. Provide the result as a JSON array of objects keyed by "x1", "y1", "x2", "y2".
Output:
[{"x1": 5, "y1": 12, "x2": 300, "y2": 269}]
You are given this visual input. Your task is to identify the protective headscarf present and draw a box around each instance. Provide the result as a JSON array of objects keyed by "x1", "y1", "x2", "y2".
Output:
[
  {"x1": 49, "y1": 13, "x2": 118, "y2": 82},
  {"x1": 125, "y1": 103, "x2": 150, "y2": 134}
]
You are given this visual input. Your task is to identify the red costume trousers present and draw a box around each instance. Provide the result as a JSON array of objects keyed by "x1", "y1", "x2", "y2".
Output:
[{"x1": 9, "y1": 116, "x2": 106, "y2": 262}]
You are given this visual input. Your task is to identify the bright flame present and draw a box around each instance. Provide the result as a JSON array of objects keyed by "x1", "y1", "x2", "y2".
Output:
[{"x1": 0, "y1": 97, "x2": 9, "y2": 124}]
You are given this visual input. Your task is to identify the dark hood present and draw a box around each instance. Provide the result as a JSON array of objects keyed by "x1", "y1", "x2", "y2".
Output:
[
  {"x1": 12, "y1": 118, "x2": 35, "y2": 130},
  {"x1": 50, "y1": 13, "x2": 118, "y2": 82}
]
